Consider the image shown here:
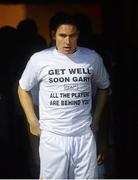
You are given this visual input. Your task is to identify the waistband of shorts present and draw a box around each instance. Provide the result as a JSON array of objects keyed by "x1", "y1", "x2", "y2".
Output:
[{"x1": 41, "y1": 127, "x2": 92, "y2": 137}]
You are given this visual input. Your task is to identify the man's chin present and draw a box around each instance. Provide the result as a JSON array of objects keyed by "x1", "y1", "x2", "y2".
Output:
[
  {"x1": 64, "y1": 51, "x2": 72, "y2": 54},
  {"x1": 63, "y1": 49, "x2": 74, "y2": 54}
]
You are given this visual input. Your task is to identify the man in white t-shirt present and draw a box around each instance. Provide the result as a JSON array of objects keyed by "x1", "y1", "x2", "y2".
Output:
[{"x1": 18, "y1": 12, "x2": 110, "y2": 179}]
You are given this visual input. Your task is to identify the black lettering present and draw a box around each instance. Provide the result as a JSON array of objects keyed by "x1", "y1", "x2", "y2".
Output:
[
  {"x1": 50, "y1": 100, "x2": 59, "y2": 106},
  {"x1": 49, "y1": 77, "x2": 70, "y2": 83},
  {"x1": 69, "y1": 69, "x2": 76, "y2": 74},
  {"x1": 48, "y1": 70, "x2": 54, "y2": 75}
]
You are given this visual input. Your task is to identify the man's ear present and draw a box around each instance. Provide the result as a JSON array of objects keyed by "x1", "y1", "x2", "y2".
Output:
[{"x1": 51, "y1": 30, "x2": 56, "y2": 40}]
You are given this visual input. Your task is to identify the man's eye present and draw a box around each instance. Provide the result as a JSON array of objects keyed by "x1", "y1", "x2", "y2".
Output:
[
  {"x1": 60, "y1": 34, "x2": 66, "y2": 38},
  {"x1": 70, "y1": 34, "x2": 78, "y2": 38}
]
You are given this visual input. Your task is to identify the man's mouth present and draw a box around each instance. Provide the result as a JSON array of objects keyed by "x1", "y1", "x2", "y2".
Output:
[{"x1": 64, "y1": 46, "x2": 71, "y2": 49}]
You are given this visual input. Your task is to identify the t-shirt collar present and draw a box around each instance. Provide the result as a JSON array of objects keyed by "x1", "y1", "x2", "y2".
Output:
[{"x1": 53, "y1": 46, "x2": 79, "y2": 58}]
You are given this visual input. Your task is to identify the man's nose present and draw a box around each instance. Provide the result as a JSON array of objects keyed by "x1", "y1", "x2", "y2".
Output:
[{"x1": 65, "y1": 36, "x2": 70, "y2": 44}]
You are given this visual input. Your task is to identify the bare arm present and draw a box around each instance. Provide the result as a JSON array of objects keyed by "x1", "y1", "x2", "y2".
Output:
[
  {"x1": 92, "y1": 88, "x2": 110, "y2": 165},
  {"x1": 18, "y1": 85, "x2": 41, "y2": 136},
  {"x1": 92, "y1": 88, "x2": 109, "y2": 132}
]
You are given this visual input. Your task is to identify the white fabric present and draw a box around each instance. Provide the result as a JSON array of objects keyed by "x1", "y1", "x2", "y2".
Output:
[
  {"x1": 31, "y1": 84, "x2": 39, "y2": 106},
  {"x1": 39, "y1": 128, "x2": 97, "y2": 179},
  {"x1": 19, "y1": 46, "x2": 110, "y2": 136}
]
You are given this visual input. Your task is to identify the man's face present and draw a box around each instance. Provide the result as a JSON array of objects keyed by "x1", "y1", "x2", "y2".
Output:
[{"x1": 53, "y1": 24, "x2": 79, "y2": 54}]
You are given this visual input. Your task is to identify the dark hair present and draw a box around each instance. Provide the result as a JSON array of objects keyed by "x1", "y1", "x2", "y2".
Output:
[{"x1": 49, "y1": 12, "x2": 79, "y2": 32}]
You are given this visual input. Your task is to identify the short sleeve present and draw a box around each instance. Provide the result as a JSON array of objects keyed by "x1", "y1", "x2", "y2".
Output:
[
  {"x1": 92, "y1": 53, "x2": 110, "y2": 89},
  {"x1": 19, "y1": 54, "x2": 40, "y2": 91}
]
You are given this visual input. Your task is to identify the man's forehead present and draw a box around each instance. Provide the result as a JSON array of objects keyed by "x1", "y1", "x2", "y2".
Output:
[{"x1": 57, "y1": 24, "x2": 78, "y2": 31}]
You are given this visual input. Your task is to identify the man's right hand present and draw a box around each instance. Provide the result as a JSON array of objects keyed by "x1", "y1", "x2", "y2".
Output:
[{"x1": 29, "y1": 121, "x2": 41, "y2": 136}]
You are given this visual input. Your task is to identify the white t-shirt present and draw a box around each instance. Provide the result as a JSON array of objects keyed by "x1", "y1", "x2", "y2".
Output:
[{"x1": 19, "y1": 46, "x2": 110, "y2": 136}]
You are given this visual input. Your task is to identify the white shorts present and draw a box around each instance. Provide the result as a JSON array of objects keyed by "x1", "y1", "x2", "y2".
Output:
[{"x1": 39, "y1": 128, "x2": 98, "y2": 179}]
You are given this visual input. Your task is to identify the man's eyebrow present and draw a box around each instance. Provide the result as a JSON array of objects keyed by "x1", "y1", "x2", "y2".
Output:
[
  {"x1": 59, "y1": 33, "x2": 66, "y2": 35},
  {"x1": 59, "y1": 32, "x2": 77, "y2": 36},
  {"x1": 58, "y1": 33, "x2": 67, "y2": 37}
]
